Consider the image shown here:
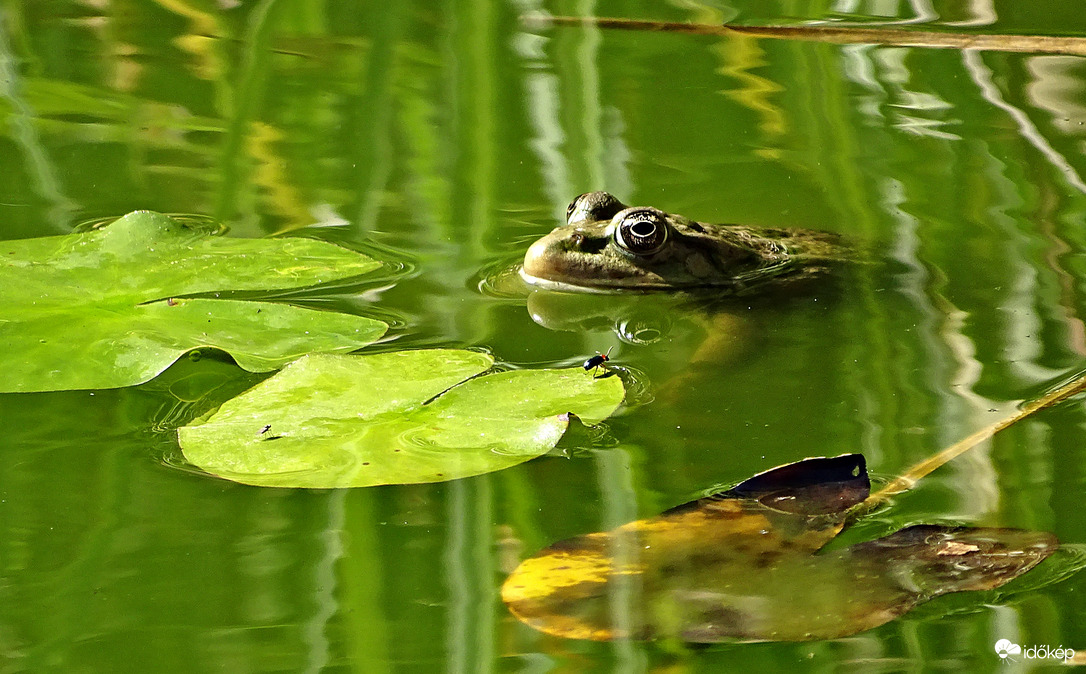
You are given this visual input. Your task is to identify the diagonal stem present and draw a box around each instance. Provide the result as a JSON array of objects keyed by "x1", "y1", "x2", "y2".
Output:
[
  {"x1": 865, "y1": 369, "x2": 1086, "y2": 507},
  {"x1": 526, "y1": 15, "x2": 1086, "y2": 57}
]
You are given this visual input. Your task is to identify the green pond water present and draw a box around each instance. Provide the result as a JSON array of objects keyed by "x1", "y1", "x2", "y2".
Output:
[{"x1": 4, "y1": 0, "x2": 1086, "y2": 671}]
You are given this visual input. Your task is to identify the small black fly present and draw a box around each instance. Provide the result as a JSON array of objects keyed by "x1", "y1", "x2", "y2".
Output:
[{"x1": 583, "y1": 346, "x2": 614, "y2": 378}]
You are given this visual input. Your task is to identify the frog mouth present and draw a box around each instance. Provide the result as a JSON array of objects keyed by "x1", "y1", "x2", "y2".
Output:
[
  {"x1": 521, "y1": 235, "x2": 665, "y2": 292},
  {"x1": 518, "y1": 267, "x2": 624, "y2": 294}
]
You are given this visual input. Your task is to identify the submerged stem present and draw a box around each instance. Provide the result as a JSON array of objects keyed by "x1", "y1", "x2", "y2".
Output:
[{"x1": 526, "y1": 15, "x2": 1086, "y2": 57}]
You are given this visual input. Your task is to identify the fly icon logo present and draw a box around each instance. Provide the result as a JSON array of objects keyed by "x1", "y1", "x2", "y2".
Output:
[{"x1": 995, "y1": 639, "x2": 1022, "y2": 661}]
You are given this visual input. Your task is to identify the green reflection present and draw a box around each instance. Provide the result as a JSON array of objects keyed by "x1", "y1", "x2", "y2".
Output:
[{"x1": 4, "y1": 0, "x2": 1086, "y2": 671}]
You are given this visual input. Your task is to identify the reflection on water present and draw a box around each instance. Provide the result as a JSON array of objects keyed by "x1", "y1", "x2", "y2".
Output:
[
  {"x1": 4, "y1": 0, "x2": 1086, "y2": 671},
  {"x1": 473, "y1": 256, "x2": 531, "y2": 300}
]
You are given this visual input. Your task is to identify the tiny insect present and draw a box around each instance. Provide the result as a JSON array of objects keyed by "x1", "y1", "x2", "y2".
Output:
[{"x1": 583, "y1": 346, "x2": 613, "y2": 377}]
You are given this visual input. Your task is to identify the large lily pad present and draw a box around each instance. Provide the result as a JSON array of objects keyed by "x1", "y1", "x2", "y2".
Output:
[
  {"x1": 502, "y1": 455, "x2": 1059, "y2": 642},
  {"x1": 177, "y1": 349, "x2": 625, "y2": 488},
  {"x1": 0, "y1": 211, "x2": 388, "y2": 392}
]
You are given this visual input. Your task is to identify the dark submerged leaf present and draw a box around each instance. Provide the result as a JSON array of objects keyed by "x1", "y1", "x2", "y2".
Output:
[
  {"x1": 502, "y1": 455, "x2": 1059, "y2": 642},
  {"x1": 723, "y1": 453, "x2": 869, "y2": 515}
]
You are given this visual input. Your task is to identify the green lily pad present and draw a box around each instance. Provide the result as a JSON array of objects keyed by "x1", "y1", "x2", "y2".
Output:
[
  {"x1": 0, "y1": 211, "x2": 388, "y2": 392},
  {"x1": 177, "y1": 349, "x2": 626, "y2": 488}
]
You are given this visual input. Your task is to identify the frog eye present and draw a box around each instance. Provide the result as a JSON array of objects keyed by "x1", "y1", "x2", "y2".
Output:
[
  {"x1": 613, "y1": 208, "x2": 669, "y2": 255},
  {"x1": 567, "y1": 191, "x2": 626, "y2": 225}
]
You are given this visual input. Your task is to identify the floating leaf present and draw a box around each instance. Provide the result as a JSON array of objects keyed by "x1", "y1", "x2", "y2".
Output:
[
  {"x1": 178, "y1": 349, "x2": 625, "y2": 488},
  {"x1": 502, "y1": 454, "x2": 1058, "y2": 642},
  {"x1": 0, "y1": 211, "x2": 388, "y2": 392}
]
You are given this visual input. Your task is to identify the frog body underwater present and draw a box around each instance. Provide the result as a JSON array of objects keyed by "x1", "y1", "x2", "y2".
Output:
[{"x1": 521, "y1": 192, "x2": 848, "y2": 294}]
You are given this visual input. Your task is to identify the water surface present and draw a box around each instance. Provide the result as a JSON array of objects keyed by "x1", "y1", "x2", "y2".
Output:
[{"x1": 4, "y1": 1, "x2": 1086, "y2": 671}]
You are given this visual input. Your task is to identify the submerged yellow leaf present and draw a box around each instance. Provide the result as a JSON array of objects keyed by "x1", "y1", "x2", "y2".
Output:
[{"x1": 503, "y1": 455, "x2": 1058, "y2": 642}]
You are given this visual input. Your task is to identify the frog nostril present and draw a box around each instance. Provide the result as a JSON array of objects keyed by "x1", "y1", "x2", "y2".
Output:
[{"x1": 567, "y1": 231, "x2": 609, "y2": 254}]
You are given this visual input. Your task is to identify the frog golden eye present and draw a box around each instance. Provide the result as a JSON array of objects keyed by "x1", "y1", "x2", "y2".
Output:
[{"x1": 613, "y1": 208, "x2": 669, "y2": 255}]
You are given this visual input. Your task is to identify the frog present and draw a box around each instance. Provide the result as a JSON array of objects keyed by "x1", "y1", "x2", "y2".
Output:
[{"x1": 520, "y1": 191, "x2": 848, "y2": 294}]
